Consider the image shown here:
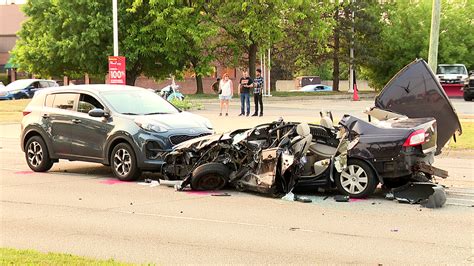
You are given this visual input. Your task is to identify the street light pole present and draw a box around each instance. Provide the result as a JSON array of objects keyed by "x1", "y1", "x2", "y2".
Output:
[
  {"x1": 428, "y1": 0, "x2": 441, "y2": 72},
  {"x1": 112, "y1": 0, "x2": 119, "y2": 56}
]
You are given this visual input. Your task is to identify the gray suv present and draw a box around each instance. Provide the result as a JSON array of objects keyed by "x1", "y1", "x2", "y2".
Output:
[{"x1": 21, "y1": 85, "x2": 213, "y2": 180}]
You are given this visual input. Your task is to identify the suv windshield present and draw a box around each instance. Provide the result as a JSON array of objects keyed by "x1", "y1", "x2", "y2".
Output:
[
  {"x1": 437, "y1": 66, "x2": 467, "y2": 75},
  {"x1": 101, "y1": 89, "x2": 179, "y2": 115}
]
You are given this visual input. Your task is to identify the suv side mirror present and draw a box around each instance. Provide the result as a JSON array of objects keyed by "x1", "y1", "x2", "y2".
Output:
[{"x1": 88, "y1": 108, "x2": 107, "y2": 118}]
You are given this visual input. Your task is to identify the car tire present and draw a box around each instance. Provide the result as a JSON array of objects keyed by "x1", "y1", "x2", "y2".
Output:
[
  {"x1": 463, "y1": 93, "x2": 472, "y2": 101},
  {"x1": 190, "y1": 163, "x2": 230, "y2": 191},
  {"x1": 110, "y1": 143, "x2": 141, "y2": 181},
  {"x1": 335, "y1": 159, "x2": 378, "y2": 198},
  {"x1": 25, "y1": 136, "x2": 54, "y2": 172}
]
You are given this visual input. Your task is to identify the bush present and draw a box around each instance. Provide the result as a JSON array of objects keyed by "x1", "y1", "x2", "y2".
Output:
[{"x1": 169, "y1": 98, "x2": 203, "y2": 111}]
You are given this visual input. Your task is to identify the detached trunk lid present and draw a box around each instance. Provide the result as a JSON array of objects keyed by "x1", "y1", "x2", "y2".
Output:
[{"x1": 375, "y1": 59, "x2": 462, "y2": 154}]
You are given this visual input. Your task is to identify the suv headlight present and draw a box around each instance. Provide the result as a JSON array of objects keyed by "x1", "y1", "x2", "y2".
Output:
[{"x1": 135, "y1": 119, "x2": 168, "y2": 133}]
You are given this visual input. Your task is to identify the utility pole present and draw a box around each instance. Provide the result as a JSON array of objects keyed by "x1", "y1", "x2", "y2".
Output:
[
  {"x1": 348, "y1": 0, "x2": 355, "y2": 93},
  {"x1": 428, "y1": 0, "x2": 441, "y2": 72},
  {"x1": 112, "y1": 0, "x2": 119, "y2": 56}
]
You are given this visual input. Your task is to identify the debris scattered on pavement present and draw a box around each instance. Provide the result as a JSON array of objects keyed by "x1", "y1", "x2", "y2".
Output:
[
  {"x1": 289, "y1": 227, "x2": 300, "y2": 231},
  {"x1": 392, "y1": 182, "x2": 447, "y2": 208},
  {"x1": 385, "y1": 192, "x2": 395, "y2": 200},
  {"x1": 334, "y1": 195, "x2": 349, "y2": 202},
  {"x1": 159, "y1": 179, "x2": 182, "y2": 187},
  {"x1": 390, "y1": 229, "x2": 399, "y2": 232},
  {"x1": 211, "y1": 192, "x2": 231, "y2": 197},
  {"x1": 295, "y1": 195, "x2": 312, "y2": 203}
]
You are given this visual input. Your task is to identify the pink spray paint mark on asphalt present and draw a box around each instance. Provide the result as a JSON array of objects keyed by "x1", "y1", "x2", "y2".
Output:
[
  {"x1": 99, "y1": 179, "x2": 127, "y2": 185},
  {"x1": 14, "y1": 171, "x2": 35, "y2": 175},
  {"x1": 349, "y1": 198, "x2": 367, "y2": 202}
]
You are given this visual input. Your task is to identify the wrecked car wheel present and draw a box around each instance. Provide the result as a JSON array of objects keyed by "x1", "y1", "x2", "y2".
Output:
[
  {"x1": 335, "y1": 159, "x2": 378, "y2": 198},
  {"x1": 191, "y1": 163, "x2": 230, "y2": 191}
]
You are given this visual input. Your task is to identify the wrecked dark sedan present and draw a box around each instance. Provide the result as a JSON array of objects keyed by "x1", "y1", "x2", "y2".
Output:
[{"x1": 162, "y1": 59, "x2": 462, "y2": 198}]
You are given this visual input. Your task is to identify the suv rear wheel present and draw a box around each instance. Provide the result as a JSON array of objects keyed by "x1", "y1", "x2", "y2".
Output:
[
  {"x1": 111, "y1": 143, "x2": 141, "y2": 181},
  {"x1": 25, "y1": 136, "x2": 54, "y2": 172}
]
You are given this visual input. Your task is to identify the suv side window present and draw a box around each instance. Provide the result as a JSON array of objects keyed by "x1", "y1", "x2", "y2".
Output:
[
  {"x1": 52, "y1": 93, "x2": 77, "y2": 110},
  {"x1": 78, "y1": 94, "x2": 104, "y2": 113},
  {"x1": 39, "y1": 81, "x2": 52, "y2": 88},
  {"x1": 45, "y1": 94, "x2": 55, "y2": 107}
]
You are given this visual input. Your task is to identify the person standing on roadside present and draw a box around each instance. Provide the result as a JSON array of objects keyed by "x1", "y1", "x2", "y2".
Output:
[
  {"x1": 219, "y1": 73, "x2": 233, "y2": 116},
  {"x1": 252, "y1": 68, "x2": 264, "y2": 116},
  {"x1": 238, "y1": 70, "x2": 253, "y2": 116}
]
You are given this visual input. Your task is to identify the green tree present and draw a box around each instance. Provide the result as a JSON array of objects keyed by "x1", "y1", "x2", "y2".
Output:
[
  {"x1": 136, "y1": 0, "x2": 218, "y2": 93},
  {"x1": 362, "y1": 0, "x2": 474, "y2": 90},
  {"x1": 206, "y1": 0, "x2": 287, "y2": 79},
  {"x1": 13, "y1": 0, "x2": 176, "y2": 85}
]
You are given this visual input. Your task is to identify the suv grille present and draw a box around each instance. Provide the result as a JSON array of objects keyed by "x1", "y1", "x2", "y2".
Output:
[
  {"x1": 469, "y1": 78, "x2": 474, "y2": 87},
  {"x1": 170, "y1": 133, "x2": 211, "y2": 145}
]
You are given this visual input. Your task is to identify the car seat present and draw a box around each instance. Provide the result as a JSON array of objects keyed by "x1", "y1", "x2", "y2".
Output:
[
  {"x1": 308, "y1": 116, "x2": 337, "y2": 159},
  {"x1": 290, "y1": 123, "x2": 312, "y2": 157}
]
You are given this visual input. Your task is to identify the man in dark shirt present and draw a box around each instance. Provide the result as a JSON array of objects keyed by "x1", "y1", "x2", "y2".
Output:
[
  {"x1": 252, "y1": 69, "x2": 264, "y2": 116},
  {"x1": 238, "y1": 70, "x2": 253, "y2": 116}
]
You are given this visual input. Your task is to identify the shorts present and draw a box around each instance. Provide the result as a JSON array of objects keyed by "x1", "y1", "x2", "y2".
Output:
[{"x1": 219, "y1": 95, "x2": 232, "y2": 100}]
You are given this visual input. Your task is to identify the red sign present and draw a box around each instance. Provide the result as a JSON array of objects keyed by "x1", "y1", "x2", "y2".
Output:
[{"x1": 108, "y1": 56, "x2": 126, "y2": 85}]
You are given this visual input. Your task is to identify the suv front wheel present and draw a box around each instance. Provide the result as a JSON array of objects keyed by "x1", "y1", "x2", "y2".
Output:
[
  {"x1": 25, "y1": 136, "x2": 54, "y2": 172},
  {"x1": 111, "y1": 143, "x2": 141, "y2": 181}
]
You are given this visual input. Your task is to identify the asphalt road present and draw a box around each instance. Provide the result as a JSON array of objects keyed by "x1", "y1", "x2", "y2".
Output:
[{"x1": 1, "y1": 99, "x2": 473, "y2": 264}]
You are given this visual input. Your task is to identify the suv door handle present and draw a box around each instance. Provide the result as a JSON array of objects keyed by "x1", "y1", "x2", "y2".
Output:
[
  {"x1": 42, "y1": 114, "x2": 49, "y2": 119},
  {"x1": 72, "y1": 119, "x2": 82, "y2": 124}
]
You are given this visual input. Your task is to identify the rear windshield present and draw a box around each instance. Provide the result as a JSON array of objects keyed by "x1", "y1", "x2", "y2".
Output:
[
  {"x1": 100, "y1": 89, "x2": 179, "y2": 115},
  {"x1": 437, "y1": 66, "x2": 467, "y2": 75}
]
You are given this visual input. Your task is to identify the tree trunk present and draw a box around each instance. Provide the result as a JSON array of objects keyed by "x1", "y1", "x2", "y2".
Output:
[
  {"x1": 195, "y1": 75, "x2": 204, "y2": 94},
  {"x1": 332, "y1": 7, "x2": 340, "y2": 92},
  {"x1": 191, "y1": 57, "x2": 204, "y2": 94},
  {"x1": 126, "y1": 72, "x2": 138, "y2": 86},
  {"x1": 248, "y1": 42, "x2": 257, "y2": 79}
]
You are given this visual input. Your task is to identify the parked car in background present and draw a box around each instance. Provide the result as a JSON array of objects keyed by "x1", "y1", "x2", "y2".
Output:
[
  {"x1": 463, "y1": 71, "x2": 474, "y2": 101},
  {"x1": 0, "y1": 79, "x2": 58, "y2": 100},
  {"x1": 292, "y1": 84, "x2": 333, "y2": 92},
  {"x1": 20, "y1": 85, "x2": 213, "y2": 181}
]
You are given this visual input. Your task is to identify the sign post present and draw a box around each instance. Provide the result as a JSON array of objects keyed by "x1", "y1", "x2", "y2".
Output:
[{"x1": 108, "y1": 56, "x2": 126, "y2": 85}]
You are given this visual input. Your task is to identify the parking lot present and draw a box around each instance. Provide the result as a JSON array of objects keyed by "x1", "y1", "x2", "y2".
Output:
[{"x1": 1, "y1": 98, "x2": 473, "y2": 264}]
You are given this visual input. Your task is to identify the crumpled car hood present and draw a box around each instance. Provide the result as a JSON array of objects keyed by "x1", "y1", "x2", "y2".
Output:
[{"x1": 375, "y1": 59, "x2": 462, "y2": 153}]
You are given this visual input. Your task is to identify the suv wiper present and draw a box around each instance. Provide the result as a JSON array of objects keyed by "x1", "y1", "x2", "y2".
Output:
[
  {"x1": 144, "y1": 112, "x2": 171, "y2": 115},
  {"x1": 122, "y1": 112, "x2": 139, "y2": 115}
]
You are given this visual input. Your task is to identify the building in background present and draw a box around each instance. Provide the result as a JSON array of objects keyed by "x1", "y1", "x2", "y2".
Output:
[{"x1": 0, "y1": 2, "x2": 26, "y2": 82}]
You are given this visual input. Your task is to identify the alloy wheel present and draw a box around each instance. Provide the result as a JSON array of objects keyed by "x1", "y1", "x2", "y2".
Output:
[
  {"x1": 27, "y1": 141, "x2": 43, "y2": 167},
  {"x1": 340, "y1": 164, "x2": 369, "y2": 195},
  {"x1": 113, "y1": 148, "x2": 132, "y2": 177}
]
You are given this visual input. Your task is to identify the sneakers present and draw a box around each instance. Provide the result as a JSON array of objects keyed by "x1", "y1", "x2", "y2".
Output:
[
  {"x1": 251, "y1": 113, "x2": 258, "y2": 117},
  {"x1": 219, "y1": 113, "x2": 222, "y2": 116},
  {"x1": 259, "y1": 113, "x2": 263, "y2": 117},
  {"x1": 238, "y1": 113, "x2": 244, "y2": 116},
  {"x1": 225, "y1": 113, "x2": 228, "y2": 116},
  {"x1": 246, "y1": 113, "x2": 249, "y2": 117}
]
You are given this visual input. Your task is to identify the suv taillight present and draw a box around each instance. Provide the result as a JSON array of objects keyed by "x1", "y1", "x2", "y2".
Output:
[
  {"x1": 22, "y1": 111, "x2": 31, "y2": 116},
  {"x1": 403, "y1": 129, "x2": 426, "y2": 147}
]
